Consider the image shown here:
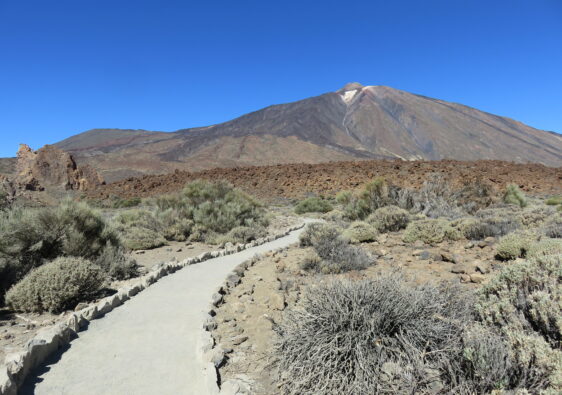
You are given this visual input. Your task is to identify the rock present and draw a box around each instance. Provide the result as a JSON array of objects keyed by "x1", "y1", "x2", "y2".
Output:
[
  {"x1": 451, "y1": 254, "x2": 464, "y2": 264},
  {"x1": 418, "y1": 251, "x2": 431, "y2": 260},
  {"x1": 440, "y1": 252, "x2": 453, "y2": 262},
  {"x1": 268, "y1": 292, "x2": 286, "y2": 310},
  {"x1": 14, "y1": 144, "x2": 104, "y2": 191},
  {"x1": 459, "y1": 274, "x2": 471, "y2": 283},
  {"x1": 413, "y1": 240, "x2": 425, "y2": 248},
  {"x1": 226, "y1": 273, "x2": 241, "y2": 288},
  {"x1": 470, "y1": 273, "x2": 486, "y2": 284},
  {"x1": 205, "y1": 348, "x2": 226, "y2": 368},
  {"x1": 211, "y1": 293, "x2": 223, "y2": 307},
  {"x1": 230, "y1": 335, "x2": 249, "y2": 345},
  {"x1": 484, "y1": 236, "x2": 496, "y2": 244},
  {"x1": 450, "y1": 265, "x2": 471, "y2": 274},
  {"x1": 203, "y1": 317, "x2": 217, "y2": 331},
  {"x1": 464, "y1": 242, "x2": 475, "y2": 249},
  {"x1": 473, "y1": 260, "x2": 491, "y2": 274},
  {"x1": 74, "y1": 302, "x2": 88, "y2": 312},
  {"x1": 431, "y1": 252, "x2": 443, "y2": 262},
  {"x1": 0, "y1": 365, "x2": 16, "y2": 395}
]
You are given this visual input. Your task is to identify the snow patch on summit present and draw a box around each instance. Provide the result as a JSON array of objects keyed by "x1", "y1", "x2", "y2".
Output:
[{"x1": 340, "y1": 89, "x2": 358, "y2": 104}]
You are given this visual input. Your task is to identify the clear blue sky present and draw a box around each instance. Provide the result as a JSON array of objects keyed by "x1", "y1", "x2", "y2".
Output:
[{"x1": 1, "y1": 0, "x2": 561, "y2": 158}]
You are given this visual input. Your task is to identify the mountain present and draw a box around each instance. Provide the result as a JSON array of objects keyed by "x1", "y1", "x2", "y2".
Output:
[{"x1": 53, "y1": 83, "x2": 561, "y2": 181}]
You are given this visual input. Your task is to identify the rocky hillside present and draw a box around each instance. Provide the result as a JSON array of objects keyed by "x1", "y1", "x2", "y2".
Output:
[{"x1": 47, "y1": 83, "x2": 562, "y2": 181}]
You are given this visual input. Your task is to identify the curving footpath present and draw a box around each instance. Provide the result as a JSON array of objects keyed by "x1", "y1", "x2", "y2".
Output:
[{"x1": 20, "y1": 226, "x2": 307, "y2": 395}]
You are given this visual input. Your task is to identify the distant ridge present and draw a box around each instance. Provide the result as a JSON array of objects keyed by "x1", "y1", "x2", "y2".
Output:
[{"x1": 45, "y1": 83, "x2": 562, "y2": 182}]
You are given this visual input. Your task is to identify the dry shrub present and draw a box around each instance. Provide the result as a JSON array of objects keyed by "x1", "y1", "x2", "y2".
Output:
[
  {"x1": 275, "y1": 275, "x2": 482, "y2": 394},
  {"x1": 367, "y1": 205, "x2": 410, "y2": 233},
  {"x1": 341, "y1": 221, "x2": 378, "y2": 244},
  {"x1": 299, "y1": 223, "x2": 372, "y2": 274},
  {"x1": 476, "y1": 254, "x2": 562, "y2": 391},
  {"x1": 6, "y1": 257, "x2": 106, "y2": 313},
  {"x1": 94, "y1": 245, "x2": 138, "y2": 280},
  {"x1": 403, "y1": 219, "x2": 461, "y2": 244},
  {"x1": 517, "y1": 205, "x2": 556, "y2": 227}
]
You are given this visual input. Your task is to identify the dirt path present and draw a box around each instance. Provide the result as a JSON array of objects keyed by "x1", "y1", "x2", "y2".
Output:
[{"x1": 20, "y1": 226, "x2": 307, "y2": 395}]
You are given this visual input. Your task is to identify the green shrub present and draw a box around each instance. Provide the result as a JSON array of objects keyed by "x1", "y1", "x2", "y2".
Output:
[
  {"x1": 275, "y1": 276, "x2": 476, "y2": 394},
  {"x1": 294, "y1": 197, "x2": 333, "y2": 214},
  {"x1": 155, "y1": 180, "x2": 267, "y2": 237},
  {"x1": 0, "y1": 201, "x2": 122, "y2": 300},
  {"x1": 402, "y1": 219, "x2": 461, "y2": 244},
  {"x1": 503, "y1": 184, "x2": 527, "y2": 208},
  {"x1": 112, "y1": 209, "x2": 167, "y2": 250},
  {"x1": 154, "y1": 208, "x2": 193, "y2": 242},
  {"x1": 545, "y1": 196, "x2": 562, "y2": 206},
  {"x1": 517, "y1": 205, "x2": 556, "y2": 227},
  {"x1": 341, "y1": 221, "x2": 378, "y2": 244},
  {"x1": 475, "y1": 254, "x2": 562, "y2": 390},
  {"x1": 527, "y1": 238, "x2": 562, "y2": 259},
  {"x1": 335, "y1": 190, "x2": 352, "y2": 205},
  {"x1": 367, "y1": 205, "x2": 410, "y2": 232},
  {"x1": 495, "y1": 231, "x2": 537, "y2": 260},
  {"x1": 6, "y1": 257, "x2": 106, "y2": 313}
]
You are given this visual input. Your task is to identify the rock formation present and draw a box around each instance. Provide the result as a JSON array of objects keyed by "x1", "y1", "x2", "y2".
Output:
[{"x1": 14, "y1": 144, "x2": 104, "y2": 191}]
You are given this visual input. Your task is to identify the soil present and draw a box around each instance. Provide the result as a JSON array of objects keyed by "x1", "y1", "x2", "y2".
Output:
[
  {"x1": 87, "y1": 159, "x2": 562, "y2": 203},
  {"x1": 211, "y1": 229, "x2": 510, "y2": 394}
]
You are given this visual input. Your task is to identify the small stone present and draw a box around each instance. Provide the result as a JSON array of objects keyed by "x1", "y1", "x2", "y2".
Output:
[
  {"x1": 413, "y1": 240, "x2": 425, "y2": 248},
  {"x1": 231, "y1": 335, "x2": 249, "y2": 345},
  {"x1": 176, "y1": 248, "x2": 182, "y2": 252},
  {"x1": 74, "y1": 302, "x2": 88, "y2": 312},
  {"x1": 440, "y1": 252, "x2": 453, "y2": 262},
  {"x1": 431, "y1": 253, "x2": 443, "y2": 262},
  {"x1": 452, "y1": 254, "x2": 464, "y2": 264},
  {"x1": 226, "y1": 273, "x2": 241, "y2": 288},
  {"x1": 268, "y1": 293, "x2": 286, "y2": 311},
  {"x1": 464, "y1": 242, "x2": 475, "y2": 249},
  {"x1": 451, "y1": 265, "x2": 470, "y2": 274},
  {"x1": 418, "y1": 251, "x2": 431, "y2": 260},
  {"x1": 470, "y1": 273, "x2": 486, "y2": 284},
  {"x1": 473, "y1": 260, "x2": 491, "y2": 274},
  {"x1": 460, "y1": 274, "x2": 471, "y2": 283}
]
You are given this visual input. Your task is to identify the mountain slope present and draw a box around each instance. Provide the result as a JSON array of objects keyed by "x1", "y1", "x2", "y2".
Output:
[{"x1": 50, "y1": 83, "x2": 561, "y2": 181}]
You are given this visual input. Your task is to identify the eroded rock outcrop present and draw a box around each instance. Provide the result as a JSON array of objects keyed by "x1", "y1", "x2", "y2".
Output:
[{"x1": 14, "y1": 144, "x2": 104, "y2": 191}]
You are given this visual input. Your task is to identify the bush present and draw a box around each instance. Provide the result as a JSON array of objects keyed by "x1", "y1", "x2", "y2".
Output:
[
  {"x1": 475, "y1": 254, "x2": 562, "y2": 390},
  {"x1": 367, "y1": 205, "x2": 410, "y2": 232},
  {"x1": 6, "y1": 257, "x2": 106, "y2": 313},
  {"x1": 94, "y1": 245, "x2": 138, "y2": 280},
  {"x1": 473, "y1": 206, "x2": 521, "y2": 238},
  {"x1": 409, "y1": 174, "x2": 464, "y2": 219},
  {"x1": 300, "y1": 223, "x2": 372, "y2": 274},
  {"x1": 274, "y1": 276, "x2": 475, "y2": 394},
  {"x1": 527, "y1": 238, "x2": 562, "y2": 259},
  {"x1": 0, "y1": 201, "x2": 122, "y2": 301},
  {"x1": 335, "y1": 190, "x2": 352, "y2": 205},
  {"x1": 402, "y1": 219, "x2": 461, "y2": 244},
  {"x1": 154, "y1": 208, "x2": 193, "y2": 242},
  {"x1": 112, "y1": 209, "x2": 167, "y2": 250},
  {"x1": 155, "y1": 180, "x2": 267, "y2": 237},
  {"x1": 495, "y1": 231, "x2": 537, "y2": 260},
  {"x1": 543, "y1": 216, "x2": 562, "y2": 238},
  {"x1": 210, "y1": 225, "x2": 267, "y2": 245},
  {"x1": 113, "y1": 197, "x2": 142, "y2": 209},
  {"x1": 299, "y1": 223, "x2": 341, "y2": 247},
  {"x1": 545, "y1": 196, "x2": 562, "y2": 206},
  {"x1": 341, "y1": 221, "x2": 378, "y2": 244},
  {"x1": 503, "y1": 184, "x2": 527, "y2": 208},
  {"x1": 517, "y1": 205, "x2": 556, "y2": 227},
  {"x1": 342, "y1": 178, "x2": 390, "y2": 220},
  {"x1": 294, "y1": 197, "x2": 333, "y2": 214}
]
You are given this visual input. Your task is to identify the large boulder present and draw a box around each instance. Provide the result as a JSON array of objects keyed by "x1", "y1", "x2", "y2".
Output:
[{"x1": 14, "y1": 144, "x2": 104, "y2": 191}]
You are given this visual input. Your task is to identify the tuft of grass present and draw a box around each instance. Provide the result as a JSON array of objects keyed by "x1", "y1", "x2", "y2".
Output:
[{"x1": 545, "y1": 196, "x2": 562, "y2": 206}]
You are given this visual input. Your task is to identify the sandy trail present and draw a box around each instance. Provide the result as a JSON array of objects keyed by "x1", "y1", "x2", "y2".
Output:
[{"x1": 21, "y1": 226, "x2": 307, "y2": 395}]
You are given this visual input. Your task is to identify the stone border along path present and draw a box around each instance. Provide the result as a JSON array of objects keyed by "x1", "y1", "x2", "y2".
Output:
[
  {"x1": 0, "y1": 223, "x2": 308, "y2": 395},
  {"x1": 201, "y1": 246, "x2": 293, "y2": 395}
]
